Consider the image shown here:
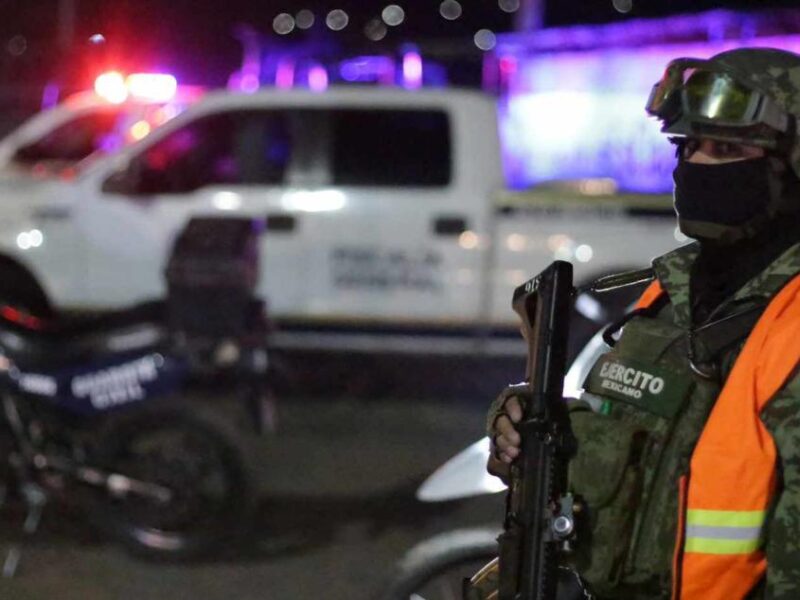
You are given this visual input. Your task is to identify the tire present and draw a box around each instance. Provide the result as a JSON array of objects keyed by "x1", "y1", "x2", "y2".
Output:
[
  {"x1": 0, "y1": 258, "x2": 54, "y2": 318},
  {"x1": 380, "y1": 527, "x2": 500, "y2": 600},
  {"x1": 87, "y1": 402, "x2": 257, "y2": 560}
]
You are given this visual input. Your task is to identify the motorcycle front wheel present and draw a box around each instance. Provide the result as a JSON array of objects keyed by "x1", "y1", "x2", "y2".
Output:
[
  {"x1": 87, "y1": 402, "x2": 257, "y2": 560},
  {"x1": 381, "y1": 527, "x2": 500, "y2": 600}
]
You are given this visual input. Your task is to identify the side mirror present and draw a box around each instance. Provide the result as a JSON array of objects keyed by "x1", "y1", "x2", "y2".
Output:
[{"x1": 101, "y1": 160, "x2": 141, "y2": 195}]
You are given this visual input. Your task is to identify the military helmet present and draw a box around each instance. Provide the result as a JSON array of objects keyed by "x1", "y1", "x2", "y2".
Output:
[
  {"x1": 646, "y1": 48, "x2": 800, "y2": 243},
  {"x1": 646, "y1": 47, "x2": 800, "y2": 177}
]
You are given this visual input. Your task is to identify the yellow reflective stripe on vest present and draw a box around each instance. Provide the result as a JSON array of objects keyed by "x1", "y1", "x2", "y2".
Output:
[
  {"x1": 684, "y1": 538, "x2": 761, "y2": 555},
  {"x1": 685, "y1": 509, "x2": 766, "y2": 555},
  {"x1": 687, "y1": 509, "x2": 766, "y2": 527}
]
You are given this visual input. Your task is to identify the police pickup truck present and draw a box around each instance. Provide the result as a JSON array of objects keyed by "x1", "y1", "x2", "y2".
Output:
[{"x1": 0, "y1": 87, "x2": 681, "y2": 356}]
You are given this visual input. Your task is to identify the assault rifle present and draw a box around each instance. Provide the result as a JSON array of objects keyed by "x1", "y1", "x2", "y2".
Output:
[{"x1": 467, "y1": 260, "x2": 579, "y2": 600}]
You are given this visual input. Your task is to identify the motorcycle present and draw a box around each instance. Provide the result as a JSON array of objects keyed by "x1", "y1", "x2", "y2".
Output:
[
  {"x1": 0, "y1": 217, "x2": 269, "y2": 574},
  {"x1": 381, "y1": 330, "x2": 609, "y2": 600}
]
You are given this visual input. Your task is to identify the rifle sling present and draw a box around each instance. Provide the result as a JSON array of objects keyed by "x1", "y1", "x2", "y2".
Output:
[{"x1": 689, "y1": 303, "x2": 766, "y2": 367}]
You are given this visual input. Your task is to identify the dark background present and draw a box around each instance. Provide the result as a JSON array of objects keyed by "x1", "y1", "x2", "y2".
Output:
[{"x1": 2, "y1": 0, "x2": 800, "y2": 88}]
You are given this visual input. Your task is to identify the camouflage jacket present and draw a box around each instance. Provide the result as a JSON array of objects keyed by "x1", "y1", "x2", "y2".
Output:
[
  {"x1": 486, "y1": 240, "x2": 800, "y2": 599},
  {"x1": 653, "y1": 241, "x2": 800, "y2": 600}
]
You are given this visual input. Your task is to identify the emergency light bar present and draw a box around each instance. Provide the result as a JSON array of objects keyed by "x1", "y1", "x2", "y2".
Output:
[
  {"x1": 94, "y1": 71, "x2": 127, "y2": 104},
  {"x1": 126, "y1": 74, "x2": 178, "y2": 102},
  {"x1": 94, "y1": 71, "x2": 178, "y2": 104}
]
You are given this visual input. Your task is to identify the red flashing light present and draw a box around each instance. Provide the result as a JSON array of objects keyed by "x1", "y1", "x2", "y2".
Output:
[
  {"x1": 59, "y1": 167, "x2": 77, "y2": 181},
  {"x1": 94, "y1": 71, "x2": 179, "y2": 104}
]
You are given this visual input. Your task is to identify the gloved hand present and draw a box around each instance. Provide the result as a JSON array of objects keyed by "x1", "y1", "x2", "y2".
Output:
[{"x1": 486, "y1": 383, "x2": 529, "y2": 483}]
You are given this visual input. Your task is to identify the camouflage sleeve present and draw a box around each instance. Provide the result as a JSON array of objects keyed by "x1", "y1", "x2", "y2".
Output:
[
  {"x1": 485, "y1": 382, "x2": 528, "y2": 438},
  {"x1": 760, "y1": 371, "x2": 800, "y2": 600}
]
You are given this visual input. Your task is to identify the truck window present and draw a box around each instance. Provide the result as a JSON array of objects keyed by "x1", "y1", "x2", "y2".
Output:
[
  {"x1": 13, "y1": 109, "x2": 123, "y2": 164},
  {"x1": 135, "y1": 110, "x2": 290, "y2": 194},
  {"x1": 330, "y1": 110, "x2": 451, "y2": 187}
]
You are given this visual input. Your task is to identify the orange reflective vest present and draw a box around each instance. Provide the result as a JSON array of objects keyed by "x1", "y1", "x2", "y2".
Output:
[{"x1": 635, "y1": 275, "x2": 800, "y2": 599}]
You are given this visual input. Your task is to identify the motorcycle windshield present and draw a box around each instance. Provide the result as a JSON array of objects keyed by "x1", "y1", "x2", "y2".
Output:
[
  {"x1": 416, "y1": 437, "x2": 507, "y2": 502},
  {"x1": 417, "y1": 328, "x2": 611, "y2": 502}
]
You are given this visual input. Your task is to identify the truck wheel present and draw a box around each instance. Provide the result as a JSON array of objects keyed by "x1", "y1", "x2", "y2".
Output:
[{"x1": 0, "y1": 259, "x2": 54, "y2": 318}]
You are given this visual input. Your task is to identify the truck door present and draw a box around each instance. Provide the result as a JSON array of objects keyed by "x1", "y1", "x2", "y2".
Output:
[
  {"x1": 80, "y1": 109, "x2": 299, "y2": 307},
  {"x1": 283, "y1": 107, "x2": 487, "y2": 331}
]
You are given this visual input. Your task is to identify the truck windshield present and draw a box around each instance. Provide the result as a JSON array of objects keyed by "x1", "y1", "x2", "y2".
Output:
[{"x1": 12, "y1": 109, "x2": 124, "y2": 164}]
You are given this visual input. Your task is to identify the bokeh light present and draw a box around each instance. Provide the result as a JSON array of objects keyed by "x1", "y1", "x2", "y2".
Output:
[
  {"x1": 296, "y1": 9, "x2": 315, "y2": 29},
  {"x1": 273, "y1": 13, "x2": 296, "y2": 35},
  {"x1": 6, "y1": 35, "x2": 26, "y2": 56},
  {"x1": 474, "y1": 29, "x2": 497, "y2": 51},
  {"x1": 382, "y1": 5, "x2": 405, "y2": 27},
  {"x1": 326, "y1": 9, "x2": 350, "y2": 31},
  {"x1": 365, "y1": 19, "x2": 388, "y2": 41},
  {"x1": 499, "y1": 0, "x2": 520, "y2": 13},
  {"x1": 613, "y1": 0, "x2": 634, "y2": 13},
  {"x1": 129, "y1": 120, "x2": 151, "y2": 141},
  {"x1": 439, "y1": 0, "x2": 462, "y2": 20}
]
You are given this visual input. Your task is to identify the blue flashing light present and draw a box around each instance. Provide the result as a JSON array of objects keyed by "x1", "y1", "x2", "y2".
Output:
[{"x1": 340, "y1": 56, "x2": 396, "y2": 83}]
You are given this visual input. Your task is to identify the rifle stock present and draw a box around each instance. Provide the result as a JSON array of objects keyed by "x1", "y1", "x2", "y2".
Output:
[{"x1": 469, "y1": 261, "x2": 577, "y2": 600}]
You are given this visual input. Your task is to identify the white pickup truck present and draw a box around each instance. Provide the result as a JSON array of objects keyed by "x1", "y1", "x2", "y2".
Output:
[{"x1": 0, "y1": 87, "x2": 681, "y2": 355}]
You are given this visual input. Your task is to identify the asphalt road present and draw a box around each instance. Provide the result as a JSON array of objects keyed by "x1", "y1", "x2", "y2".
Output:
[{"x1": 0, "y1": 393, "x2": 505, "y2": 600}]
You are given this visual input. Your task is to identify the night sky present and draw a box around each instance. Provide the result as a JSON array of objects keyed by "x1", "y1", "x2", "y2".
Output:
[{"x1": 2, "y1": 0, "x2": 800, "y2": 88}]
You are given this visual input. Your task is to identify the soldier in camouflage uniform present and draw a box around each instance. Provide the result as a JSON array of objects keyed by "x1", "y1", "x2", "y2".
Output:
[{"x1": 486, "y1": 48, "x2": 800, "y2": 599}]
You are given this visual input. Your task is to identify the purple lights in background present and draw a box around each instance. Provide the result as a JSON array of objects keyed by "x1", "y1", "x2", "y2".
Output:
[
  {"x1": 227, "y1": 30, "x2": 447, "y2": 92},
  {"x1": 308, "y1": 64, "x2": 329, "y2": 92},
  {"x1": 239, "y1": 74, "x2": 260, "y2": 93},
  {"x1": 339, "y1": 52, "x2": 443, "y2": 87},
  {"x1": 40, "y1": 83, "x2": 60, "y2": 110},
  {"x1": 229, "y1": 25, "x2": 263, "y2": 93},
  {"x1": 402, "y1": 50, "x2": 423, "y2": 89},
  {"x1": 275, "y1": 60, "x2": 295, "y2": 89},
  {"x1": 495, "y1": 9, "x2": 795, "y2": 55},
  {"x1": 495, "y1": 10, "x2": 800, "y2": 193},
  {"x1": 340, "y1": 56, "x2": 395, "y2": 84},
  {"x1": 500, "y1": 90, "x2": 669, "y2": 192}
]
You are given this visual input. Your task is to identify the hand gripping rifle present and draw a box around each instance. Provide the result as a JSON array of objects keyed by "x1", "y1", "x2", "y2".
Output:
[{"x1": 466, "y1": 260, "x2": 579, "y2": 600}]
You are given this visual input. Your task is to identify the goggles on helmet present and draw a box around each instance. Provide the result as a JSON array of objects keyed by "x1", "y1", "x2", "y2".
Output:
[{"x1": 645, "y1": 57, "x2": 793, "y2": 148}]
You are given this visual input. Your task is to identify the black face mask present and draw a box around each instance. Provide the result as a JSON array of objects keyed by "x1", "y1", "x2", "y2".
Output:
[{"x1": 672, "y1": 157, "x2": 774, "y2": 231}]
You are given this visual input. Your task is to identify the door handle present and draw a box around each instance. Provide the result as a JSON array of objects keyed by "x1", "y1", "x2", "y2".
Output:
[
  {"x1": 433, "y1": 216, "x2": 468, "y2": 236},
  {"x1": 266, "y1": 213, "x2": 296, "y2": 233},
  {"x1": 32, "y1": 206, "x2": 71, "y2": 221}
]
